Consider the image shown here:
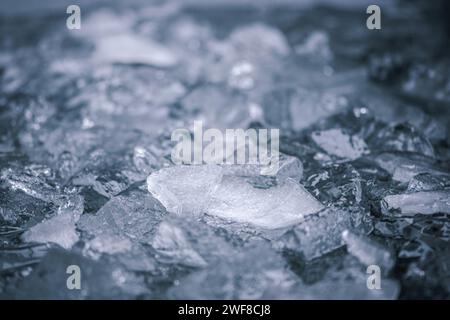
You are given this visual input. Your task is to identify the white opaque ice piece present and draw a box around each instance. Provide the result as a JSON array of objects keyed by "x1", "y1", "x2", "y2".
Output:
[
  {"x1": 208, "y1": 177, "x2": 323, "y2": 229},
  {"x1": 147, "y1": 165, "x2": 223, "y2": 215},
  {"x1": 383, "y1": 191, "x2": 450, "y2": 216},
  {"x1": 311, "y1": 129, "x2": 369, "y2": 160},
  {"x1": 147, "y1": 165, "x2": 323, "y2": 229},
  {"x1": 93, "y1": 34, "x2": 178, "y2": 68}
]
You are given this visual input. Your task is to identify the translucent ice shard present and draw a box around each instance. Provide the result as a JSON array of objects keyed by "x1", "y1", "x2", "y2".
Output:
[
  {"x1": 22, "y1": 196, "x2": 83, "y2": 249},
  {"x1": 208, "y1": 177, "x2": 323, "y2": 229},
  {"x1": 342, "y1": 230, "x2": 395, "y2": 273},
  {"x1": 146, "y1": 165, "x2": 223, "y2": 215},
  {"x1": 147, "y1": 165, "x2": 323, "y2": 229},
  {"x1": 93, "y1": 34, "x2": 178, "y2": 68},
  {"x1": 311, "y1": 129, "x2": 369, "y2": 160},
  {"x1": 181, "y1": 85, "x2": 252, "y2": 129},
  {"x1": 383, "y1": 191, "x2": 450, "y2": 216},
  {"x1": 407, "y1": 173, "x2": 450, "y2": 192},
  {"x1": 373, "y1": 152, "x2": 449, "y2": 183},
  {"x1": 262, "y1": 88, "x2": 349, "y2": 131},
  {"x1": 77, "y1": 185, "x2": 166, "y2": 241},
  {"x1": 370, "y1": 123, "x2": 435, "y2": 158},
  {"x1": 22, "y1": 213, "x2": 79, "y2": 250},
  {"x1": 151, "y1": 221, "x2": 207, "y2": 268},
  {"x1": 9, "y1": 248, "x2": 147, "y2": 299},
  {"x1": 276, "y1": 207, "x2": 353, "y2": 260},
  {"x1": 228, "y1": 23, "x2": 290, "y2": 57},
  {"x1": 168, "y1": 242, "x2": 301, "y2": 299}
]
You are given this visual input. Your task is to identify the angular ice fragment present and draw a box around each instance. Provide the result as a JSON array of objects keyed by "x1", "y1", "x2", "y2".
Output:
[
  {"x1": 276, "y1": 207, "x2": 352, "y2": 260},
  {"x1": 371, "y1": 123, "x2": 435, "y2": 158},
  {"x1": 262, "y1": 88, "x2": 349, "y2": 131},
  {"x1": 208, "y1": 177, "x2": 323, "y2": 229},
  {"x1": 151, "y1": 221, "x2": 207, "y2": 268},
  {"x1": 294, "y1": 31, "x2": 333, "y2": 62},
  {"x1": 77, "y1": 185, "x2": 166, "y2": 241},
  {"x1": 407, "y1": 173, "x2": 450, "y2": 192},
  {"x1": 147, "y1": 165, "x2": 323, "y2": 229},
  {"x1": 93, "y1": 34, "x2": 178, "y2": 68},
  {"x1": 147, "y1": 165, "x2": 223, "y2": 215},
  {"x1": 168, "y1": 243, "x2": 300, "y2": 299},
  {"x1": 9, "y1": 249, "x2": 147, "y2": 299},
  {"x1": 219, "y1": 154, "x2": 303, "y2": 184},
  {"x1": 373, "y1": 152, "x2": 449, "y2": 183},
  {"x1": 22, "y1": 196, "x2": 83, "y2": 249},
  {"x1": 22, "y1": 213, "x2": 79, "y2": 250},
  {"x1": 383, "y1": 191, "x2": 450, "y2": 216},
  {"x1": 311, "y1": 129, "x2": 369, "y2": 160},
  {"x1": 342, "y1": 230, "x2": 394, "y2": 273},
  {"x1": 275, "y1": 154, "x2": 303, "y2": 183},
  {"x1": 228, "y1": 23, "x2": 290, "y2": 57},
  {"x1": 181, "y1": 85, "x2": 252, "y2": 129}
]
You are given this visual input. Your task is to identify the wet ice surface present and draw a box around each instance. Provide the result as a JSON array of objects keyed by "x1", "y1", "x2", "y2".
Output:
[{"x1": 1, "y1": 1, "x2": 450, "y2": 299}]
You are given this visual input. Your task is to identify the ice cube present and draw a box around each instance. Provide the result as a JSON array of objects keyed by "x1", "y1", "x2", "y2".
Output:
[
  {"x1": 383, "y1": 191, "x2": 450, "y2": 216},
  {"x1": 311, "y1": 129, "x2": 369, "y2": 160},
  {"x1": 342, "y1": 230, "x2": 395, "y2": 273}
]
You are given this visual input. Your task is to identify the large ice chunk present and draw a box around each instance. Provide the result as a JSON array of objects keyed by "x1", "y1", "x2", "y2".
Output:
[
  {"x1": 208, "y1": 177, "x2": 323, "y2": 229},
  {"x1": 147, "y1": 165, "x2": 323, "y2": 229},
  {"x1": 146, "y1": 165, "x2": 223, "y2": 215}
]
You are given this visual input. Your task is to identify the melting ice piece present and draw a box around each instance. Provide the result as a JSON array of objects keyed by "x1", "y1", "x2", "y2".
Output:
[
  {"x1": 342, "y1": 230, "x2": 394, "y2": 273},
  {"x1": 208, "y1": 177, "x2": 323, "y2": 229},
  {"x1": 311, "y1": 129, "x2": 369, "y2": 160},
  {"x1": 383, "y1": 191, "x2": 450, "y2": 216},
  {"x1": 277, "y1": 207, "x2": 353, "y2": 260},
  {"x1": 151, "y1": 221, "x2": 207, "y2": 268},
  {"x1": 147, "y1": 165, "x2": 223, "y2": 215},
  {"x1": 93, "y1": 34, "x2": 178, "y2": 68},
  {"x1": 22, "y1": 196, "x2": 83, "y2": 249},
  {"x1": 147, "y1": 165, "x2": 322, "y2": 229}
]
